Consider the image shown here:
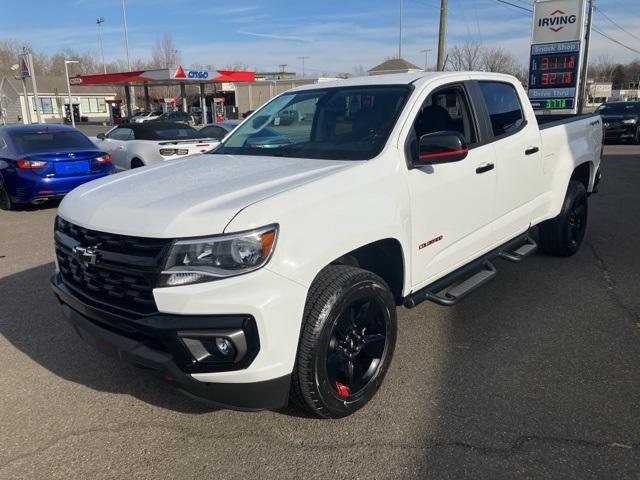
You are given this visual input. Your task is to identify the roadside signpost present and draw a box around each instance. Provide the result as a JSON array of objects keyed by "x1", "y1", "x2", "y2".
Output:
[{"x1": 528, "y1": 0, "x2": 588, "y2": 114}]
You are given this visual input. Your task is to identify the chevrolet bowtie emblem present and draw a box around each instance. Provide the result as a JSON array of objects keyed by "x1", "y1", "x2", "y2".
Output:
[{"x1": 72, "y1": 244, "x2": 101, "y2": 267}]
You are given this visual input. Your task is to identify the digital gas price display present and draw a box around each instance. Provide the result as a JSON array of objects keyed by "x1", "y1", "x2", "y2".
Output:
[
  {"x1": 528, "y1": 40, "x2": 582, "y2": 112},
  {"x1": 530, "y1": 53, "x2": 578, "y2": 89}
]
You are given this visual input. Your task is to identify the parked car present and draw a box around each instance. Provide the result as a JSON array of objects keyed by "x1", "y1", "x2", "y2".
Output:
[
  {"x1": 0, "y1": 124, "x2": 113, "y2": 210},
  {"x1": 131, "y1": 111, "x2": 163, "y2": 123},
  {"x1": 200, "y1": 120, "x2": 291, "y2": 148},
  {"x1": 154, "y1": 111, "x2": 196, "y2": 126},
  {"x1": 199, "y1": 120, "x2": 240, "y2": 141},
  {"x1": 596, "y1": 101, "x2": 640, "y2": 144},
  {"x1": 274, "y1": 109, "x2": 301, "y2": 125},
  {"x1": 92, "y1": 122, "x2": 215, "y2": 170},
  {"x1": 51, "y1": 72, "x2": 602, "y2": 417}
]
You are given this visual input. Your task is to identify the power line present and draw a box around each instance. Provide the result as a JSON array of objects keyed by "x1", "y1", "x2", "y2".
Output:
[
  {"x1": 594, "y1": 5, "x2": 640, "y2": 42},
  {"x1": 494, "y1": 0, "x2": 531, "y2": 13},
  {"x1": 492, "y1": 0, "x2": 640, "y2": 55},
  {"x1": 592, "y1": 26, "x2": 640, "y2": 55}
]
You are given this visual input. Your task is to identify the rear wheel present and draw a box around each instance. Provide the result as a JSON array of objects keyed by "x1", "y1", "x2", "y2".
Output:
[
  {"x1": 0, "y1": 178, "x2": 14, "y2": 211},
  {"x1": 539, "y1": 180, "x2": 588, "y2": 257},
  {"x1": 131, "y1": 158, "x2": 144, "y2": 169},
  {"x1": 291, "y1": 265, "x2": 397, "y2": 418}
]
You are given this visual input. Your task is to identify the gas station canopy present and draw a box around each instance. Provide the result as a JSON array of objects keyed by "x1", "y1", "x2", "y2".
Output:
[
  {"x1": 68, "y1": 66, "x2": 255, "y2": 123},
  {"x1": 69, "y1": 65, "x2": 255, "y2": 87}
]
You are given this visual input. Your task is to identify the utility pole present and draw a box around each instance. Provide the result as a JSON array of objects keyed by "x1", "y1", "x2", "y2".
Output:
[
  {"x1": 297, "y1": 56, "x2": 310, "y2": 78},
  {"x1": 27, "y1": 52, "x2": 42, "y2": 123},
  {"x1": 577, "y1": 0, "x2": 594, "y2": 114},
  {"x1": 421, "y1": 48, "x2": 432, "y2": 71},
  {"x1": 96, "y1": 17, "x2": 107, "y2": 74},
  {"x1": 64, "y1": 60, "x2": 79, "y2": 127},
  {"x1": 399, "y1": 0, "x2": 403, "y2": 58},
  {"x1": 436, "y1": 0, "x2": 448, "y2": 71}
]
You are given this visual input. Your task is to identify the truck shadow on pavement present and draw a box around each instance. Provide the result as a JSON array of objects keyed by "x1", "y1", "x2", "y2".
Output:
[{"x1": 0, "y1": 263, "x2": 221, "y2": 414}]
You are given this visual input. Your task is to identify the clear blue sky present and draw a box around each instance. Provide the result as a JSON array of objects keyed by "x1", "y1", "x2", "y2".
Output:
[{"x1": 1, "y1": 0, "x2": 639, "y2": 74}]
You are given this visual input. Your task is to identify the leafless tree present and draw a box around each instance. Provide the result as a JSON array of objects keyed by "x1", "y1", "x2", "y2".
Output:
[
  {"x1": 481, "y1": 47, "x2": 521, "y2": 76},
  {"x1": 447, "y1": 40, "x2": 484, "y2": 71},
  {"x1": 151, "y1": 33, "x2": 181, "y2": 69},
  {"x1": 588, "y1": 54, "x2": 616, "y2": 83}
]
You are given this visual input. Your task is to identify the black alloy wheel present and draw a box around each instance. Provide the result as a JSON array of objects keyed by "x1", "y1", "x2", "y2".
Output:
[
  {"x1": 568, "y1": 195, "x2": 587, "y2": 250},
  {"x1": 326, "y1": 298, "x2": 387, "y2": 398},
  {"x1": 291, "y1": 265, "x2": 397, "y2": 418}
]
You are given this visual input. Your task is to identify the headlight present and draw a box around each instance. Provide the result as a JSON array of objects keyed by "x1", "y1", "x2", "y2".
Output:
[
  {"x1": 622, "y1": 119, "x2": 637, "y2": 124},
  {"x1": 159, "y1": 225, "x2": 278, "y2": 287}
]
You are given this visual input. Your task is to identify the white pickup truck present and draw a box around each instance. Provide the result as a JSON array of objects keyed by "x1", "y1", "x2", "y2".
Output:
[{"x1": 52, "y1": 72, "x2": 602, "y2": 418}]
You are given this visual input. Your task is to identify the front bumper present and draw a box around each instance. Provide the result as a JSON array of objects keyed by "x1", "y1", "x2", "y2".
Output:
[{"x1": 51, "y1": 274, "x2": 291, "y2": 410}]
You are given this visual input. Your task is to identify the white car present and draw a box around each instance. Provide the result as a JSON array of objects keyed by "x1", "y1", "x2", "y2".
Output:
[
  {"x1": 53, "y1": 72, "x2": 602, "y2": 418},
  {"x1": 92, "y1": 122, "x2": 218, "y2": 170},
  {"x1": 131, "y1": 111, "x2": 163, "y2": 123}
]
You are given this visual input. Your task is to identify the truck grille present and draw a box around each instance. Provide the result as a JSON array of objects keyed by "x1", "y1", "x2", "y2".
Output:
[{"x1": 54, "y1": 217, "x2": 172, "y2": 316}]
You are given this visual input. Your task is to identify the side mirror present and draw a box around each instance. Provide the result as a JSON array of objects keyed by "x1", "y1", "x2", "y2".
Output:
[
  {"x1": 415, "y1": 131, "x2": 468, "y2": 166},
  {"x1": 96, "y1": 133, "x2": 106, "y2": 140}
]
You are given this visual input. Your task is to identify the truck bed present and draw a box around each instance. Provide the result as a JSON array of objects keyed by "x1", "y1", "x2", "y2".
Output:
[{"x1": 536, "y1": 113, "x2": 599, "y2": 130}]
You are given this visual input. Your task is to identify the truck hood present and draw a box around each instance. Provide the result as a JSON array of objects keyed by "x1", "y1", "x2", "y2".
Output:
[{"x1": 58, "y1": 153, "x2": 355, "y2": 238}]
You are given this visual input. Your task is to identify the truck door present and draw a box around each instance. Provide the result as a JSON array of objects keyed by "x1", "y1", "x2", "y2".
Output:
[
  {"x1": 475, "y1": 81, "x2": 542, "y2": 243},
  {"x1": 405, "y1": 82, "x2": 497, "y2": 289}
]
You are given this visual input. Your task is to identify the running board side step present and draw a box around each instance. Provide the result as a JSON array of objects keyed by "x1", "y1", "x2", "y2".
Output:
[
  {"x1": 498, "y1": 235, "x2": 537, "y2": 262},
  {"x1": 405, "y1": 261, "x2": 497, "y2": 308},
  {"x1": 404, "y1": 232, "x2": 538, "y2": 309}
]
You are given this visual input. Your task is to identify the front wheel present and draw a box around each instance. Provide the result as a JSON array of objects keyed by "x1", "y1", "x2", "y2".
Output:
[
  {"x1": 538, "y1": 180, "x2": 588, "y2": 257},
  {"x1": 291, "y1": 265, "x2": 397, "y2": 418}
]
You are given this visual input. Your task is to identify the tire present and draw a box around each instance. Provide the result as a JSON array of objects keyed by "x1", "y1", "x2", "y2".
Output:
[
  {"x1": 634, "y1": 128, "x2": 640, "y2": 145},
  {"x1": 291, "y1": 265, "x2": 397, "y2": 418},
  {"x1": 538, "y1": 180, "x2": 588, "y2": 257},
  {"x1": 0, "y1": 177, "x2": 14, "y2": 211},
  {"x1": 131, "y1": 158, "x2": 144, "y2": 169}
]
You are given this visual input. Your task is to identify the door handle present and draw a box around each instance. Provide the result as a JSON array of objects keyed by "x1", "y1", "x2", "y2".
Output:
[
  {"x1": 117, "y1": 145, "x2": 125, "y2": 150},
  {"x1": 476, "y1": 162, "x2": 495, "y2": 174},
  {"x1": 525, "y1": 146, "x2": 539, "y2": 155}
]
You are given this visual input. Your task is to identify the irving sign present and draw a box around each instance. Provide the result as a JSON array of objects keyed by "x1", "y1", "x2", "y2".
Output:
[{"x1": 531, "y1": 0, "x2": 586, "y2": 44}]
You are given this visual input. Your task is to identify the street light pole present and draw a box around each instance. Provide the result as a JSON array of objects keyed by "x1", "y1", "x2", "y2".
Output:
[
  {"x1": 121, "y1": 0, "x2": 135, "y2": 111},
  {"x1": 399, "y1": 0, "x2": 403, "y2": 58},
  {"x1": 297, "y1": 56, "x2": 310, "y2": 78},
  {"x1": 96, "y1": 17, "x2": 107, "y2": 74},
  {"x1": 64, "y1": 60, "x2": 79, "y2": 128},
  {"x1": 421, "y1": 48, "x2": 432, "y2": 71}
]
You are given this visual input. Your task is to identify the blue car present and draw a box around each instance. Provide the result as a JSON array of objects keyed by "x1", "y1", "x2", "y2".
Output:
[{"x1": 0, "y1": 124, "x2": 114, "y2": 210}]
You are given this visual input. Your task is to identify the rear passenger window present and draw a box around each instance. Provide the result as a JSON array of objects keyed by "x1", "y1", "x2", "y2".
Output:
[{"x1": 478, "y1": 82, "x2": 524, "y2": 137}]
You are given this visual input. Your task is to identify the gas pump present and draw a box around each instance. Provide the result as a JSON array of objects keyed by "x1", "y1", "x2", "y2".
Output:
[
  {"x1": 213, "y1": 98, "x2": 225, "y2": 123},
  {"x1": 106, "y1": 100, "x2": 123, "y2": 125},
  {"x1": 64, "y1": 103, "x2": 80, "y2": 124}
]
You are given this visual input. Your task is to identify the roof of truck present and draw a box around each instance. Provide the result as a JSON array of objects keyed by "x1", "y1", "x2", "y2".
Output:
[{"x1": 288, "y1": 71, "x2": 516, "y2": 92}]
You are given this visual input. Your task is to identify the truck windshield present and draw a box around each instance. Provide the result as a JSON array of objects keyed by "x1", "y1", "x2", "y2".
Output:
[
  {"x1": 213, "y1": 85, "x2": 412, "y2": 160},
  {"x1": 596, "y1": 103, "x2": 640, "y2": 114}
]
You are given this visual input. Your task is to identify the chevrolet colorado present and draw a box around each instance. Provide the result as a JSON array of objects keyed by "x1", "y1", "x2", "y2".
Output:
[{"x1": 51, "y1": 72, "x2": 603, "y2": 418}]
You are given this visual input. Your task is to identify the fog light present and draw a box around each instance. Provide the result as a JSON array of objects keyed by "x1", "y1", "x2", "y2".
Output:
[{"x1": 215, "y1": 337, "x2": 234, "y2": 356}]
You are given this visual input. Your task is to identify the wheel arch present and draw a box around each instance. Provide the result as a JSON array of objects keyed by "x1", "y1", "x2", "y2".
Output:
[
  {"x1": 570, "y1": 161, "x2": 593, "y2": 192},
  {"x1": 331, "y1": 238, "x2": 405, "y2": 305}
]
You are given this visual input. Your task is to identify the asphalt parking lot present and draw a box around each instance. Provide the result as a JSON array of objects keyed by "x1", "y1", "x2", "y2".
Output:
[{"x1": 0, "y1": 145, "x2": 638, "y2": 479}]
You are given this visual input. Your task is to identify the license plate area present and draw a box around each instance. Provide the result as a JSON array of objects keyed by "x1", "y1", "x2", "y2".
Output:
[{"x1": 55, "y1": 160, "x2": 90, "y2": 174}]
